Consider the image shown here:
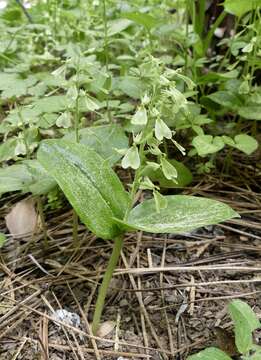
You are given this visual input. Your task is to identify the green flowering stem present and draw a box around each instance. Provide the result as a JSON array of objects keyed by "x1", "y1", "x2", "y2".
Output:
[{"x1": 92, "y1": 235, "x2": 124, "y2": 335}]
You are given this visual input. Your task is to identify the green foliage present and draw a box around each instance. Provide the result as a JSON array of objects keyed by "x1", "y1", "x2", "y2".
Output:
[
  {"x1": 113, "y1": 195, "x2": 238, "y2": 234},
  {"x1": 228, "y1": 300, "x2": 260, "y2": 354},
  {"x1": 0, "y1": 160, "x2": 56, "y2": 196},
  {"x1": 188, "y1": 300, "x2": 261, "y2": 360},
  {"x1": 0, "y1": 233, "x2": 6, "y2": 248},
  {"x1": 64, "y1": 124, "x2": 128, "y2": 166},
  {"x1": 188, "y1": 347, "x2": 232, "y2": 360},
  {"x1": 143, "y1": 159, "x2": 193, "y2": 188},
  {"x1": 38, "y1": 140, "x2": 130, "y2": 239},
  {"x1": 0, "y1": 0, "x2": 259, "y2": 335},
  {"x1": 224, "y1": 0, "x2": 261, "y2": 17},
  {"x1": 37, "y1": 139, "x2": 238, "y2": 332},
  {"x1": 123, "y1": 12, "x2": 157, "y2": 30}
]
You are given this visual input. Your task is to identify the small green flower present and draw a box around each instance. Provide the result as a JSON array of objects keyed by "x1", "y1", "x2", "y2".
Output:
[
  {"x1": 131, "y1": 107, "x2": 148, "y2": 126},
  {"x1": 155, "y1": 118, "x2": 172, "y2": 141},
  {"x1": 56, "y1": 112, "x2": 72, "y2": 128},
  {"x1": 121, "y1": 145, "x2": 140, "y2": 170},
  {"x1": 153, "y1": 190, "x2": 168, "y2": 213},
  {"x1": 161, "y1": 157, "x2": 177, "y2": 181}
]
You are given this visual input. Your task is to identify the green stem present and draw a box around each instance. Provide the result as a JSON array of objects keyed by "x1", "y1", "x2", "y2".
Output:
[
  {"x1": 37, "y1": 196, "x2": 48, "y2": 249},
  {"x1": 72, "y1": 209, "x2": 79, "y2": 246},
  {"x1": 75, "y1": 94, "x2": 80, "y2": 143},
  {"x1": 184, "y1": 0, "x2": 190, "y2": 76},
  {"x1": 72, "y1": 60, "x2": 80, "y2": 245},
  {"x1": 92, "y1": 235, "x2": 124, "y2": 334},
  {"x1": 17, "y1": 107, "x2": 30, "y2": 159},
  {"x1": 75, "y1": 57, "x2": 80, "y2": 143},
  {"x1": 197, "y1": 0, "x2": 206, "y2": 37},
  {"x1": 15, "y1": 0, "x2": 33, "y2": 23},
  {"x1": 102, "y1": 0, "x2": 112, "y2": 122},
  {"x1": 203, "y1": 11, "x2": 226, "y2": 54},
  {"x1": 124, "y1": 86, "x2": 158, "y2": 220}
]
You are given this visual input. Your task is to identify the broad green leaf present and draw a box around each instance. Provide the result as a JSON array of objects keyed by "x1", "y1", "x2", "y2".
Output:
[
  {"x1": 205, "y1": 91, "x2": 242, "y2": 109},
  {"x1": 0, "y1": 165, "x2": 26, "y2": 193},
  {"x1": 32, "y1": 95, "x2": 67, "y2": 113},
  {"x1": 233, "y1": 134, "x2": 258, "y2": 155},
  {"x1": 222, "y1": 135, "x2": 258, "y2": 155},
  {"x1": 187, "y1": 347, "x2": 232, "y2": 360},
  {"x1": 224, "y1": 0, "x2": 261, "y2": 17},
  {"x1": 22, "y1": 160, "x2": 57, "y2": 195},
  {"x1": 107, "y1": 18, "x2": 132, "y2": 36},
  {"x1": 143, "y1": 159, "x2": 193, "y2": 188},
  {"x1": 198, "y1": 70, "x2": 238, "y2": 85},
  {"x1": 0, "y1": 73, "x2": 37, "y2": 99},
  {"x1": 0, "y1": 161, "x2": 56, "y2": 196},
  {"x1": 114, "y1": 195, "x2": 239, "y2": 234},
  {"x1": 192, "y1": 135, "x2": 224, "y2": 156},
  {"x1": 0, "y1": 138, "x2": 18, "y2": 162},
  {"x1": 124, "y1": 12, "x2": 157, "y2": 30},
  {"x1": 0, "y1": 73, "x2": 19, "y2": 91},
  {"x1": 0, "y1": 125, "x2": 128, "y2": 196},
  {"x1": 228, "y1": 300, "x2": 260, "y2": 354},
  {"x1": 116, "y1": 76, "x2": 147, "y2": 99},
  {"x1": 38, "y1": 140, "x2": 130, "y2": 239},
  {"x1": 0, "y1": 164, "x2": 31, "y2": 195},
  {"x1": 222, "y1": 136, "x2": 235, "y2": 147},
  {"x1": 239, "y1": 105, "x2": 261, "y2": 120},
  {"x1": 250, "y1": 345, "x2": 261, "y2": 360},
  {"x1": 64, "y1": 125, "x2": 128, "y2": 166},
  {"x1": 0, "y1": 233, "x2": 6, "y2": 248},
  {"x1": 4, "y1": 107, "x2": 41, "y2": 127}
]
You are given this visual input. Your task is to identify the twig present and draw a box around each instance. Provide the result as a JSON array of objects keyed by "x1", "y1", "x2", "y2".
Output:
[{"x1": 15, "y1": 1, "x2": 33, "y2": 23}]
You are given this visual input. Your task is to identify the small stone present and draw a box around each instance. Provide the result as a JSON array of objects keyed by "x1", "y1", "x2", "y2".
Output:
[{"x1": 53, "y1": 309, "x2": 81, "y2": 328}]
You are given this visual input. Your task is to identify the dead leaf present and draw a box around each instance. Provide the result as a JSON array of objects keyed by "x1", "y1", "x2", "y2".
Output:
[
  {"x1": 214, "y1": 327, "x2": 238, "y2": 357},
  {"x1": 5, "y1": 198, "x2": 38, "y2": 238},
  {"x1": 96, "y1": 320, "x2": 115, "y2": 338}
]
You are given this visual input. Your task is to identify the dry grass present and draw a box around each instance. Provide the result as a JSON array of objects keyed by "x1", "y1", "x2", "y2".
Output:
[{"x1": 0, "y1": 163, "x2": 260, "y2": 359}]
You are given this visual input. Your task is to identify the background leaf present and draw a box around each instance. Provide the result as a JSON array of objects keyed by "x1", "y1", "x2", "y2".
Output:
[
  {"x1": 0, "y1": 164, "x2": 31, "y2": 195},
  {"x1": 233, "y1": 134, "x2": 258, "y2": 155},
  {"x1": 0, "y1": 161, "x2": 56, "y2": 196},
  {"x1": 192, "y1": 135, "x2": 224, "y2": 156},
  {"x1": 143, "y1": 159, "x2": 193, "y2": 188},
  {"x1": 64, "y1": 124, "x2": 128, "y2": 166},
  {"x1": 0, "y1": 233, "x2": 6, "y2": 248},
  {"x1": 187, "y1": 347, "x2": 232, "y2": 360},
  {"x1": 22, "y1": 160, "x2": 57, "y2": 195},
  {"x1": 114, "y1": 195, "x2": 239, "y2": 233},
  {"x1": 238, "y1": 105, "x2": 261, "y2": 120},
  {"x1": 204, "y1": 91, "x2": 242, "y2": 109},
  {"x1": 228, "y1": 300, "x2": 261, "y2": 354},
  {"x1": 107, "y1": 18, "x2": 132, "y2": 36},
  {"x1": 116, "y1": 76, "x2": 147, "y2": 99},
  {"x1": 0, "y1": 138, "x2": 18, "y2": 162},
  {"x1": 123, "y1": 12, "x2": 157, "y2": 30},
  {"x1": 224, "y1": 0, "x2": 261, "y2": 17}
]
